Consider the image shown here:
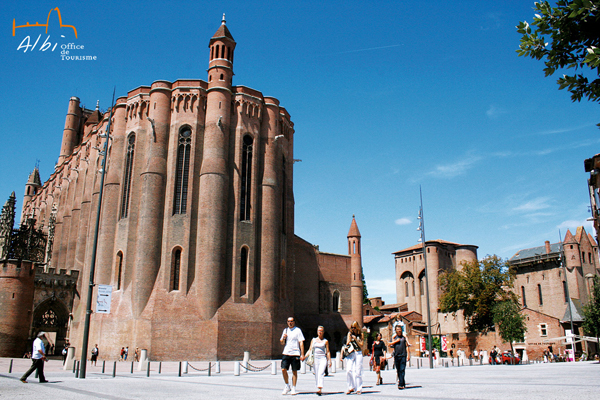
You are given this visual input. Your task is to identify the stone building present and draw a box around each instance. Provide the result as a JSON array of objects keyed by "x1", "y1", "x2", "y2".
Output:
[
  {"x1": 393, "y1": 239, "x2": 478, "y2": 351},
  {"x1": 4, "y1": 18, "x2": 364, "y2": 361},
  {"x1": 509, "y1": 227, "x2": 599, "y2": 358}
]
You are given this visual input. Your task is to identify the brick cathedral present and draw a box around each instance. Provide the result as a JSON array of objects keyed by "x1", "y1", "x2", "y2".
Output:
[{"x1": 0, "y1": 17, "x2": 364, "y2": 360}]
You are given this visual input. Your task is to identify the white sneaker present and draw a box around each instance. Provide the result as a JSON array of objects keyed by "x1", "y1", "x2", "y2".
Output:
[
  {"x1": 282, "y1": 385, "x2": 291, "y2": 395},
  {"x1": 291, "y1": 387, "x2": 297, "y2": 396}
]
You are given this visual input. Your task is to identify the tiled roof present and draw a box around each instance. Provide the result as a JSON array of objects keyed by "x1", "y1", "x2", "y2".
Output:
[
  {"x1": 509, "y1": 243, "x2": 562, "y2": 262},
  {"x1": 393, "y1": 239, "x2": 471, "y2": 255}
]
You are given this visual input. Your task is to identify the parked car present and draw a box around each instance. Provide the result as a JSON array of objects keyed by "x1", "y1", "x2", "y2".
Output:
[{"x1": 489, "y1": 351, "x2": 521, "y2": 364}]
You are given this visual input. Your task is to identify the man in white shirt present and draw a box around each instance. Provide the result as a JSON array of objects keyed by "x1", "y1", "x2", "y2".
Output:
[
  {"x1": 280, "y1": 317, "x2": 305, "y2": 395},
  {"x1": 20, "y1": 331, "x2": 48, "y2": 383}
]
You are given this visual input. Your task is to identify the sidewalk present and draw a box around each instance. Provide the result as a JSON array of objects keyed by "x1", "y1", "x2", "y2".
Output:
[{"x1": 1, "y1": 358, "x2": 598, "y2": 399}]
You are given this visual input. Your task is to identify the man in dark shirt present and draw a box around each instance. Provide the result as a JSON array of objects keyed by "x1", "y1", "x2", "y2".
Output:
[{"x1": 388, "y1": 324, "x2": 410, "y2": 390}]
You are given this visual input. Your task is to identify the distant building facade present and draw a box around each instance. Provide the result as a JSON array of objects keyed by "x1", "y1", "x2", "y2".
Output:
[
  {"x1": 1, "y1": 19, "x2": 363, "y2": 360},
  {"x1": 393, "y1": 239, "x2": 478, "y2": 351},
  {"x1": 509, "y1": 227, "x2": 599, "y2": 358}
]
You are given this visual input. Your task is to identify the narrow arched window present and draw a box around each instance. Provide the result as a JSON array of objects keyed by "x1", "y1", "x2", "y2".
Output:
[
  {"x1": 538, "y1": 284, "x2": 543, "y2": 306},
  {"x1": 563, "y1": 281, "x2": 568, "y2": 303},
  {"x1": 171, "y1": 248, "x2": 181, "y2": 291},
  {"x1": 116, "y1": 251, "x2": 123, "y2": 290},
  {"x1": 405, "y1": 281, "x2": 409, "y2": 297},
  {"x1": 221, "y1": 45, "x2": 225, "y2": 58},
  {"x1": 120, "y1": 134, "x2": 135, "y2": 218},
  {"x1": 173, "y1": 128, "x2": 191, "y2": 214},
  {"x1": 281, "y1": 158, "x2": 287, "y2": 232},
  {"x1": 240, "y1": 135, "x2": 253, "y2": 220},
  {"x1": 240, "y1": 247, "x2": 248, "y2": 296},
  {"x1": 332, "y1": 291, "x2": 340, "y2": 312},
  {"x1": 521, "y1": 286, "x2": 526, "y2": 307}
]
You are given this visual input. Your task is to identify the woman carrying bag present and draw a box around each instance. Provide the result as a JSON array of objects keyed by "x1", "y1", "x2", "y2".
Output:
[
  {"x1": 372, "y1": 333, "x2": 386, "y2": 385},
  {"x1": 345, "y1": 321, "x2": 365, "y2": 395},
  {"x1": 305, "y1": 326, "x2": 332, "y2": 396}
]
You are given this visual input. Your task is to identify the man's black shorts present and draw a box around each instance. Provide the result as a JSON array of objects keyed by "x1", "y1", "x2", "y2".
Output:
[{"x1": 281, "y1": 355, "x2": 301, "y2": 371}]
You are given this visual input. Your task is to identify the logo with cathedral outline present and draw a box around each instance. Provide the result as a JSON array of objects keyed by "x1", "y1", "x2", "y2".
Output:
[{"x1": 12, "y1": 7, "x2": 97, "y2": 61}]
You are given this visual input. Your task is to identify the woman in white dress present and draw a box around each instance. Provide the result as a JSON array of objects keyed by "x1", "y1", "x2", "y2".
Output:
[
  {"x1": 305, "y1": 326, "x2": 332, "y2": 395},
  {"x1": 345, "y1": 321, "x2": 365, "y2": 395}
]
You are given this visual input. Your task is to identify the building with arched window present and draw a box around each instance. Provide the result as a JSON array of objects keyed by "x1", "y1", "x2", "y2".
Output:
[{"x1": 6, "y1": 17, "x2": 363, "y2": 361}]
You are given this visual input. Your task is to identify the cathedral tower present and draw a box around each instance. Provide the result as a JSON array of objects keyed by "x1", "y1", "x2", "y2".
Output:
[
  {"x1": 58, "y1": 97, "x2": 82, "y2": 164},
  {"x1": 196, "y1": 15, "x2": 237, "y2": 319},
  {"x1": 348, "y1": 215, "x2": 364, "y2": 327},
  {"x1": 22, "y1": 167, "x2": 41, "y2": 222}
]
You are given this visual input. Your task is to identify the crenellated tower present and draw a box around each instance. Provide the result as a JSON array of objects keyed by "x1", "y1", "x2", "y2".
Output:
[
  {"x1": 58, "y1": 97, "x2": 82, "y2": 164},
  {"x1": 348, "y1": 215, "x2": 364, "y2": 327},
  {"x1": 196, "y1": 15, "x2": 236, "y2": 319}
]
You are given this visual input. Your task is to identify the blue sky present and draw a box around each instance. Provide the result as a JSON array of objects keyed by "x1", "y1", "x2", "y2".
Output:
[{"x1": 1, "y1": 1, "x2": 598, "y2": 305}]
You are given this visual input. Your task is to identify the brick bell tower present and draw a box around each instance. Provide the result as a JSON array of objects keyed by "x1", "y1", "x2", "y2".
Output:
[
  {"x1": 196, "y1": 15, "x2": 237, "y2": 320},
  {"x1": 348, "y1": 215, "x2": 364, "y2": 327}
]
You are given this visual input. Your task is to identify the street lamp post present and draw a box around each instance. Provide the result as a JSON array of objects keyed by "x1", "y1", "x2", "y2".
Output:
[
  {"x1": 417, "y1": 186, "x2": 434, "y2": 369},
  {"x1": 79, "y1": 90, "x2": 115, "y2": 379}
]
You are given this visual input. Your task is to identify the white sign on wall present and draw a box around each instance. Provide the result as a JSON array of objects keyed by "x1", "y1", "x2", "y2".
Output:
[{"x1": 96, "y1": 284, "x2": 113, "y2": 314}]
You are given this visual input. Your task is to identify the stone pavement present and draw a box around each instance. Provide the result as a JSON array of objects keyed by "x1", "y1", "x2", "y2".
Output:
[{"x1": 1, "y1": 358, "x2": 598, "y2": 399}]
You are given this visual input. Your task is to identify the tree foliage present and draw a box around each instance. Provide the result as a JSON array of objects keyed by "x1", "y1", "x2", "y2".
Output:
[
  {"x1": 582, "y1": 275, "x2": 600, "y2": 338},
  {"x1": 517, "y1": 0, "x2": 600, "y2": 107},
  {"x1": 493, "y1": 300, "x2": 527, "y2": 362},
  {"x1": 439, "y1": 255, "x2": 518, "y2": 333}
]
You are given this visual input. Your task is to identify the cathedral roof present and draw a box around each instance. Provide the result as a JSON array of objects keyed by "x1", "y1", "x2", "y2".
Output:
[
  {"x1": 588, "y1": 233, "x2": 597, "y2": 246},
  {"x1": 347, "y1": 215, "x2": 361, "y2": 238},
  {"x1": 393, "y1": 239, "x2": 470, "y2": 255},
  {"x1": 210, "y1": 15, "x2": 235, "y2": 43},
  {"x1": 509, "y1": 242, "x2": 562, "y2": 263},
  {"x1": 27, "y1": 167, "x2": 41, "y2": 186},
  {"x1": 562, "y1": 298, "x2": 584, "y2": 323},
  {"x1": 563, "y1": 229, "x2": 575, "y2": 244}
]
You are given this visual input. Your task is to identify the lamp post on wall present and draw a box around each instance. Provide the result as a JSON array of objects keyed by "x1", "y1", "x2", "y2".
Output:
[
  {"x1": 80, "y1": 90, "x2": 115, "y2": 379},
  {"x1": 417, "y1": 186, "x2": 434, "y2": 369}
]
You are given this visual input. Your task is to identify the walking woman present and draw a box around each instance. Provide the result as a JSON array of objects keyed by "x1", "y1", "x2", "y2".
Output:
[
  {"x1": 345, "y1": 321, "x2": 365, "y2": 395},
  {"x1": 389, "y1": 324, "x2": 410, "y2": 390},
  {"x1": 372, "y1": 333, "x2": 386, "y2": 385},
  {"x1": 305, "y1": 326, "x2": 332, "y2": 395}
]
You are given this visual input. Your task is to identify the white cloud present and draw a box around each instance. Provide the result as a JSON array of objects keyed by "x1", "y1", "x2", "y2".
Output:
[
  {"x1": 395, "y1": 218, "x2": 412, "y2": 225},
  {"x1": 557, "y1": 219, "x2": 594, "y2": 234},
  {"x1": 486, "y1": 105, "x2": 507, "y2": 118},
  {"x1": 513, "y1": 197, "x2": 551, "y2": 212},
  {"x1": 427, "y1": 155, "x2": 482, "y2": 178}
]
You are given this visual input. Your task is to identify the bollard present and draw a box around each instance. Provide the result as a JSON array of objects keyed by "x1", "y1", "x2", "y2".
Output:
[
  {"x1": 216, "y1": 361, "x2": 221, "y2": 374},
  {"x1": 113, "y1": 361, "x2": 117, "y2": 378},
  {"x1": 331, "y1": 358, "x2": 336, "y2": 374},
  {"x1": 417, "y1": 358, "x2": 420, "y2": 369},
  {"x1": 300, "y1": 360, "x2": 306, "y2": 374},
  {"x1": 243, "y1": 351, "x2": 250, "y2": 374},
  {"x1": 183, "y1": 361, "x2": 188, "y2": 374},
  {"x1": 159, "y1": 362, "x2": 162, "y2": 374},
  {"x1": 147, "y1": 361, "x2": 150, "y2": 377},
  {"x1": 131, "y1": 361, "x2": 134, "y2": 374},
  {"x1": 271, "y1": 361, "x2": 277, "y2": 375},
  {"x1": 9, "y1": 359, "x2": 13, "y2": 373},
  {"x1": 234, "y1": 361, "x2": 240, "y2": 376},
  {"x1": 75, "y1": 361, "x2": 79, "y2": 378},
  {"x1": 208, "y1": 362, "x2": 211, "y2": 377},
  {"x1": 102, "y1": 360, "x2": 105, "y2": 374},
  {"x1": 73, "y1": 358, "x2": 77, "y2": 373},
  {"x1": 178, "y1": 362, "x2": 182, "y2": 377}
]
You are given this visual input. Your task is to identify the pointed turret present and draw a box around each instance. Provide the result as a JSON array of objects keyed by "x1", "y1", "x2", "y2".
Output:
[
  {"x1": 23, "y1": 167, "x2": 41, "y2": 214},
  {"x1": 348, "y1": 215, "x2": 364, "y2": 327},
  {"x1": 196, "y1": 16, "x2": 237, "y2": 319}
]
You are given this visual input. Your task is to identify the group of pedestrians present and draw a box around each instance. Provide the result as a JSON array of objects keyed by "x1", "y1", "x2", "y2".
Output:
[{"x1": 280, "y1": 317, "x2": 411, "y2": 396}]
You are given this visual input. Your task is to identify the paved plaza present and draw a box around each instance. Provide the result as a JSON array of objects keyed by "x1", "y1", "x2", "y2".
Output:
[{"x1": 1, "y1": 358, "x2": 598, "y2": 399}]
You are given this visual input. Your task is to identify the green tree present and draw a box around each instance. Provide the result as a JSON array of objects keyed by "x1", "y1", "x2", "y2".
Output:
[
  {"x1": 516, "y1": 1, "x2": 600, "y2": 109},
  {"x1": 362, "y1": 273, "x2": 369, "y2": 304},
  {"x1": 439, "y1": 255, "x2": 518, "y2": 333},
  {"x1": 582, "y1": 276, "x2": 600, "y2": 351},
  {"x1": 493, "y1": 300, "x2": 527, "y2": 364}
]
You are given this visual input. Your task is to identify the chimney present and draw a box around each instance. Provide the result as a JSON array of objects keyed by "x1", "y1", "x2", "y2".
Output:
[{"x1": 545, "y1": 241, "x2": 551, "y2": 254}]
